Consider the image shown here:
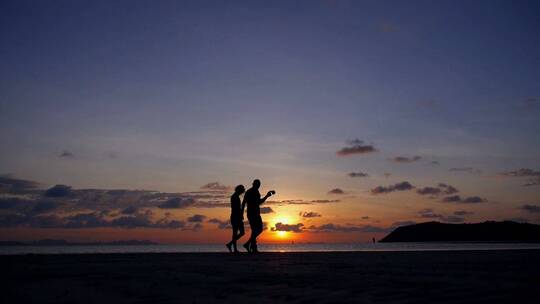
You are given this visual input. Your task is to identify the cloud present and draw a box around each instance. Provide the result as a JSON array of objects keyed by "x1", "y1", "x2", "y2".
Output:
[
  {"x1": 158, "y1": 197, "x2": 196, "y2": 209},
  {"x1": 310, "y1": 199, "x2": 340, "y2": 203},
  {"x1": 187, "y1": 214, "x2": 206, "y2": 222},
  {"x1": 300, "y1": 211, "x2": 321, "y2": 218},
  {"x1": 306, "y1": 223, "x2": 390, "y2": 233},
  {"x1": 454, "y1": 210, "x2": 473, "y2": 216},
  {"x1": 520, "y1": 204, "x2": 540, "y2": 213},
  {"x1": 259, "y1": 207, "x2": 274, "y2": 214},
  {"x1": 389, "y1": 156, "x2": 421, "y2": 163},
  {"x1": 524, "y1": 178, "x2": 540, "y2": 187},
  {"x1": 44, "y1": 185, "x2": 72, "y2": 197},
  {"x1": 416, "y1": 183, "x2": 459, "y2": 196},
  {"x1": 0, "y1": 210, "x2": 188, "y2": 229},
  {"x1": 348, "y1": 172, "x2": 369, "y2": 178},
  {"x1": 449, "y1": 167, "x2": 482, "y2": 174},
  {"x1": 200, "y1": 182, "x2": 231, "y2": 191},
  {"x1": 438, "y1": 183, "x2": 459, "y2": 194},
  {"x1": 328, "y1": 188, "x2": 345, "y2": 195},
  {"x1": 499, "y1": 169, "x2": 540, "y2": 186},
  {"x1": 371, "y1": 181, "x2": 414, "y2": 194},
  {"x1": 0, "y1": 174, "x2": 40, "y2": 193},
  {"x1": 121, "y1": 206, "x2": 138, "y2": 214},
  {"x1": 59, "y1": 150, "x2": 74, "y2": 158},
  {"x1": 431, "y1": 161, "x2": 440, "y2": 165},
  {"x1": 416, "y1": 187, "x2": 442, "y2": 196},
  {"x1": 360, "y1": 216, "x2": 370, "y2": 220},
  {"x1": 442, "y1": 195, "x2": 486, "y2": 204},
  {"x1": 271, "y1": 222, "x2": 304, "y2": 233},
  {"x1": 207, "y1": 218, "x2": 230, "y2": 229},
  {"x1": 31, "y1": 201, "x2": 62, "y2": 214},
  {"x1": 336, "y1": 139, "x2": 376, "y2": 156},
  {"x1": 418, "y1": 208, "x2": 443, "y2": 218}
]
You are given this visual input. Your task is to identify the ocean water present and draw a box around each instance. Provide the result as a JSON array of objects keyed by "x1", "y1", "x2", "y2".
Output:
[{"x1": 1, "y1": 242, "x2": 540, "y2": 255}]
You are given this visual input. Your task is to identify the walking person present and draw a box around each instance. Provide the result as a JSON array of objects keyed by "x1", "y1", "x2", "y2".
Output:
[
  {"x1": 242, "y1": 179, "x2": 275, "y2": 253},
  {"x1": 225, "y1": 185, "x2": 245, "y2": 253}
]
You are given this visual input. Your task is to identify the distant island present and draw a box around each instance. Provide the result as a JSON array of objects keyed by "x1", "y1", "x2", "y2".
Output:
[
  {"x1": 0, "y1": 239, "x2": 158, "y2": 246},
  {"x1": 380, "y1": 221, "x2": 540, "y2": 242}
]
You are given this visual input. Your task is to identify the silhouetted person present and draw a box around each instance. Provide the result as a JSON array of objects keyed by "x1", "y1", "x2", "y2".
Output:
[
  {"x1": 242, "y1": 179, "x2": 274, "y2": 253},
  {"x1": 226, "y1": 185, "x2": 246, "y2": 253}
]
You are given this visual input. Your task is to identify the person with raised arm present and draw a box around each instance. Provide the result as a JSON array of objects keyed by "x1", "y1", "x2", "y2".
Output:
[{"x1": 242, "y1": 179, "x2": 275, "y2": 253}]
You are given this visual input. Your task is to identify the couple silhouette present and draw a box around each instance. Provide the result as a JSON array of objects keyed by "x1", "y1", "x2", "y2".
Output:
[{"x1": 226, "y1": 179, "x2": 275, "y2": 253}]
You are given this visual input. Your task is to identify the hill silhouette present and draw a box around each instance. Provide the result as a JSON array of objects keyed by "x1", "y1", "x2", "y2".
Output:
[{"x1": 380, "y1": 221, "x2": 540, "y2": 242}]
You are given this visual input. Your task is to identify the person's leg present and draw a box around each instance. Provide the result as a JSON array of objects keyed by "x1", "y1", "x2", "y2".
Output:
[
  {"x1": 251, "y1": 217, "x2": 263, "y2": 253},
  {"x1": 244, "y1": 219, "x2": 254, "y2": 252},
  {"x1": 226, "y1": 223, "x2": 237, "y2": 253},
  {"x1": 233, "y1": 223, "x2": 244, "y2": 252}
]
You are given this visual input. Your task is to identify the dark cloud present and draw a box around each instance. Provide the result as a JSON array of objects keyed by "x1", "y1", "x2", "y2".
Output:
[
  {"x1": 418, "y1": 208, "x2": 443, "y2": 218},
  {"x1": 383, "y1": 173, "x2": 391, "y2": 178},
  {"x1": 31, "y1": 201, "x2": 61, "y2": 214},
  {"x1": 431, "y1": 161, "x2": 440, "y2": 165},
  {"x1": 44, "y1": 185, "x2": 72, "y2": 197},
  {"x1": 371, "y1": 181, "x2": 414, "y2": 194},
  {"x1": 121, "y1": 206, "x2": 138, "y2": 215},
  {"x1": 271, "y1": 222, "x2": 304, "y2": 233},
  {"x1": 360, "y1": 216, "x2": 370, "y2": 220},
  {"x1": 499, "y1": 169, "x2": 540, "y2": 186},
  {"x1": 499, "y1": 168, "x2": 540, "y2": 177},
  {"x1": 259, "y1": 207, "x2": 274, "y2": 214},
  {"x1": 348, "y1": 172, "x2": 369, "y2": 178},
  {"x1": 0, "y1": 197, "x2": 24, "y2": 209},
  {"x1": 454, "y1": 210, "x2": 473, "y2": 216},
  {"x1": 200, "y1": 182, "x2": 231, "y2": 191},
  {"x1": 0, "y1": 174, "x2": 40, "y2": 193},
  {"x1": 336, "y1": 139, "x2": 376, "y2": 156},
  {"x1": 328, "y1": 188, "x2": 345, "y2": 195},
  {"x1": 0, "y1": 209, "x2": 188, "y2": 229},
  {"x1": 158, "y1": 197, "x2": 196, "y2": 209},
  {"x1": 416, "y1": 187, "x2": 442, "y2": 196},
  {"x1": 520, "y1": 204, "x2": 540, "y2": 213},
  {"x1": 389, "y1": 156, "x2": 421, "y2": 163},
  {"x1": 300, "y1": 211, "x2": 321, "y2": 218},
  {"x1": 187, "y1": 214, "x2": 206, "y2": 222},
  {"x1": 524, "y1": 177, "x2": 540, "y2": 187},
  {"x1": 307, "y1": 223, "x2": 389, "y2": 233},
  {"x1": 59, "y1": 150, "x2": 74, "y2": 158},
  {"x1": 310, "y1": 199, "x2": 340, "y2": 203},
  {"x1": 416, "y1": 183, "x2": 459, "y2": 196},
  {"x1": 449, "y1": 167, "x2": 482, "y2": 174},
  {"x1": 438, "y1": 183, "x2": 459, "y2": 195},
  {"x1": 207, "y1": 218, "x2": 230, "y2": 229},
  {"x1": 442, "y1": 195, "x2": 486, "y2": 204}
]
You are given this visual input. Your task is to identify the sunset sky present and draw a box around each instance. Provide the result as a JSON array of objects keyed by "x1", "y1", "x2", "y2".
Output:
[{"x1": 1, "y1": 0, "x2": 539, "y2": 244}]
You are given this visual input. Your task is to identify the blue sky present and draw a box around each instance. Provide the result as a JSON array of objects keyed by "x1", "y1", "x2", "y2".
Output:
[{"x1": 1, "y1": 0, "x2": 539, "y2": 242}]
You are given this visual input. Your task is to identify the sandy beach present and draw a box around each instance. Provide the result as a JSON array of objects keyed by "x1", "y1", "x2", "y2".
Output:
[{"x1": 2, "y1": 250, "x2": 539, "y2": 303}]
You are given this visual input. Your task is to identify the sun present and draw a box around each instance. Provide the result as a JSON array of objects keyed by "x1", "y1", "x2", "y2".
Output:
[{"x1": 271, "y1": 214, "x2": 294, "y2": 239}]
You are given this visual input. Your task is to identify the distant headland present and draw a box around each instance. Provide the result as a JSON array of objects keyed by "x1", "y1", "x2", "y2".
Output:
[{"x1": 380, "y1": 221, "x2": 540, "y2": 243}]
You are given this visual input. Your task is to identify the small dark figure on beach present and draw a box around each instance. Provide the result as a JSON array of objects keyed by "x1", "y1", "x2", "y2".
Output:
[
  {"x1": 242, "y1": 179, "x2": 275, "y2": 253},
  {"x1": 226, "y1": 185, "x2": 246, "y2": 253}
]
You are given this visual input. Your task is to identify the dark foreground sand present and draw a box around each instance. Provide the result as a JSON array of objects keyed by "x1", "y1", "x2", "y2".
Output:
[{"x1": 2, "y1": 250, "x2": 539, "y2": 303}]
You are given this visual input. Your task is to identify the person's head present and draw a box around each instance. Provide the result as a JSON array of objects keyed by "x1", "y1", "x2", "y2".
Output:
[
  {"x1": 252, "y1": 179, "x2": 261, "y2": 189},
  {"x1": 234, "y1": 185, "x2": 245, "y2": 195}
]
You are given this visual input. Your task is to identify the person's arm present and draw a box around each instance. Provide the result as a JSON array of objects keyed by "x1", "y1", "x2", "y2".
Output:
[
  {"x1": 259, "y1": 191, "x2": 274, "y2": 205},
  {"x1": 241, "y1": 196, "x2": 247, "y2": 218}
]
